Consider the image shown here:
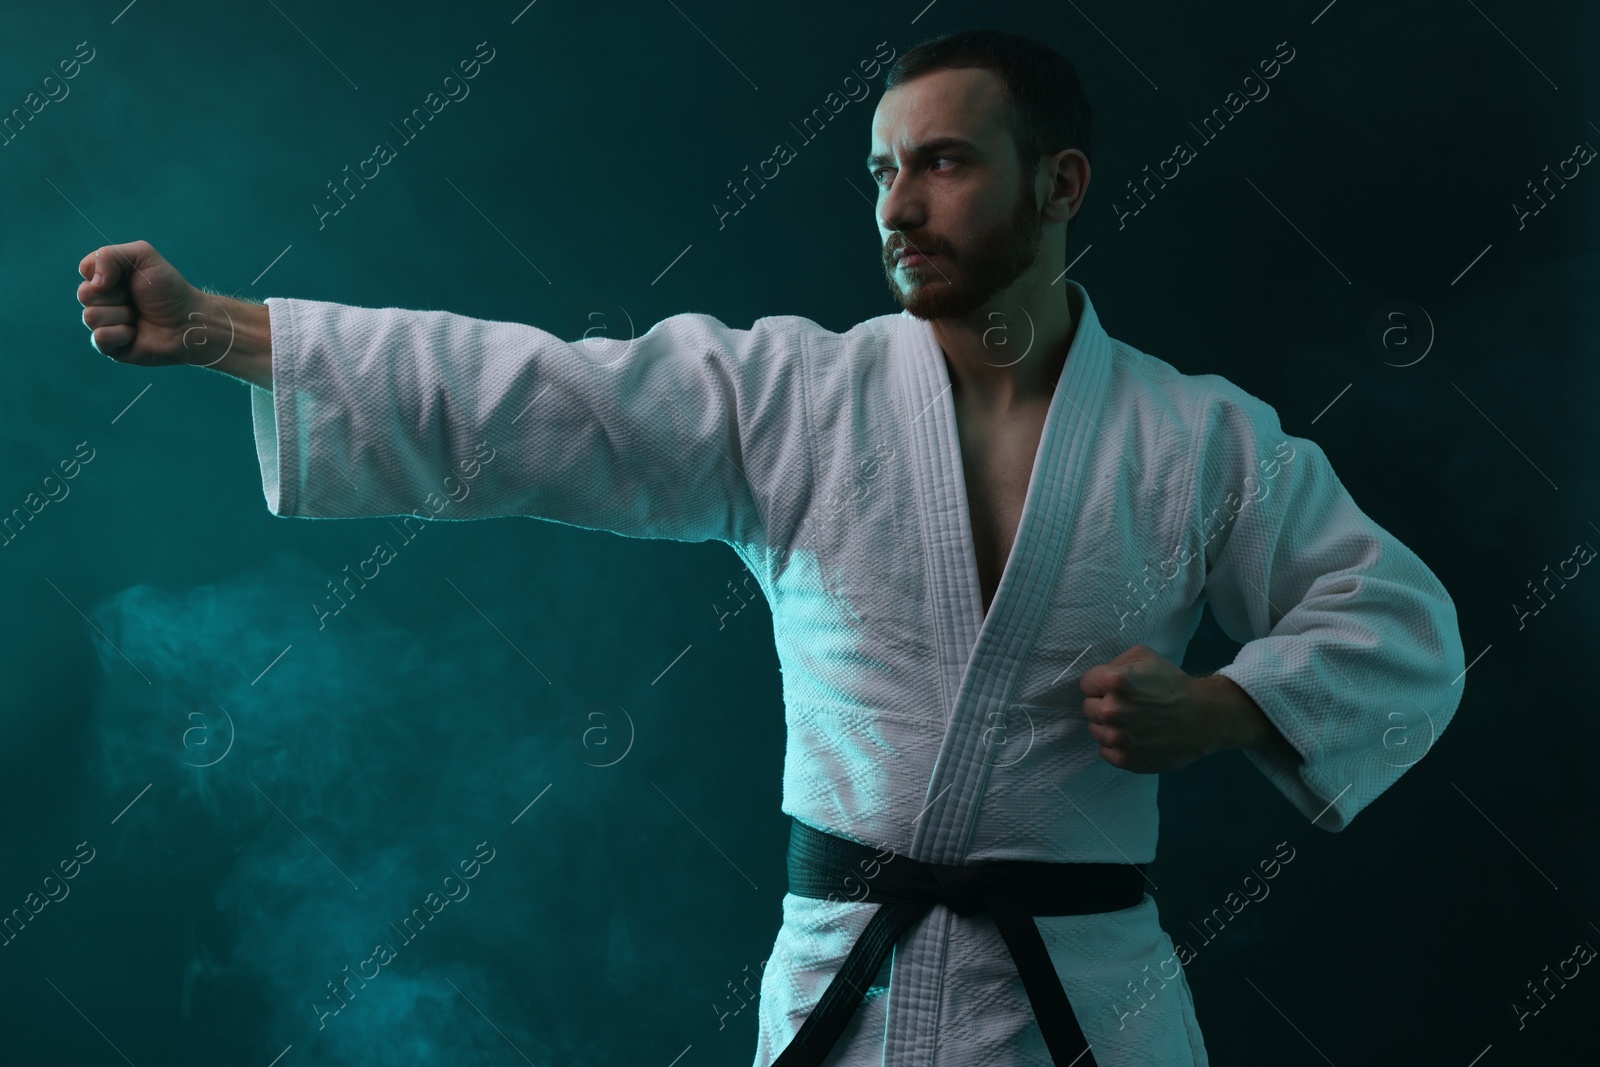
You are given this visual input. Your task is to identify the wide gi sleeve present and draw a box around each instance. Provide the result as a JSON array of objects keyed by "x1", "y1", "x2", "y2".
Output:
[
  {"x1": 249, "y1": 297, "x2": 806, "y2": 545},
  {"x1": 1195, "y1": 381, "x2": 1466, "y2": 832}
]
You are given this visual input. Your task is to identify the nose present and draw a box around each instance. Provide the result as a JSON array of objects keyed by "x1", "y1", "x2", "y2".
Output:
[{"x1": 877, "y1": 174, "x2": 925, "y2": 245}]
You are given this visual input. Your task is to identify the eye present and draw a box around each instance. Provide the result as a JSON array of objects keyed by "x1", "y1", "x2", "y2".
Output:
[{"x1": 871, "y1": 157, "x2": 959, "y2": 188}]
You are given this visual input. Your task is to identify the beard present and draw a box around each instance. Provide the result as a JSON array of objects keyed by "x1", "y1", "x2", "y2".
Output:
[{"x1": 883, "y1": 175, "x2": 1044, "y2": 321}]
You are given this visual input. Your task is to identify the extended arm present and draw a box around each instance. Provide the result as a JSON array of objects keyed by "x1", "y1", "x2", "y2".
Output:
[
  {"x1": 246, "y1": 295, "x2": 791, "y2": 543},
  {"x1": 78, "y1": 240, "x2": 799, "y2": 546}
]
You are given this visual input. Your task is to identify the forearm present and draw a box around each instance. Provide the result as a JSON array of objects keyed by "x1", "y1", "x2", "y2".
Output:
[
  {"x1": 196, "y1": 292, "x2": 273, "y2": 389},
  {"x1": 1194, "y1": 673, "x2": 1302, "y2": 759}
]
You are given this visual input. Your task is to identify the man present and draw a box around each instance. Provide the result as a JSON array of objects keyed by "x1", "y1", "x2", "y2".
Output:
[{"x1": 78, "y1": 27, "x2": 1463, "y2": 1067}]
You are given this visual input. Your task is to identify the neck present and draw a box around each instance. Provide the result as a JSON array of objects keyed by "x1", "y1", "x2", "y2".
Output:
[{"x1": 932, "y1": 280, "x2": 1082, "y2": 412}]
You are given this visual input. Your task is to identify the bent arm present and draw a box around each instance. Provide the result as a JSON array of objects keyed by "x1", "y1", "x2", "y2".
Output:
[{"x1": 1198, "y1": 387, "x2": 1466, "y2": 832}]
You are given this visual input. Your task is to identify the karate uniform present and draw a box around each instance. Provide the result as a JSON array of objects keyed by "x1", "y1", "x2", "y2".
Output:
[{"x1": 250, "y1": 280, "x2": 1465, "y2": 1066}]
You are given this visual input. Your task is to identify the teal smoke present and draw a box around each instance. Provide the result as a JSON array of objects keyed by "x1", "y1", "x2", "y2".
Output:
[{"x1": 80, "y1": 548, "x2": 774, "y2": 1064}]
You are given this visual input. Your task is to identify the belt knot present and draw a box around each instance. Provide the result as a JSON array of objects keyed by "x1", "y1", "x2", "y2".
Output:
[{"x1": 931, "y1": 863, "x2": 989, "y2": 917}]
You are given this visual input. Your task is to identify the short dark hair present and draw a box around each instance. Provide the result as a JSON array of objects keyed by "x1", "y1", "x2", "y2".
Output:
[{"x1": 884, "y1": 27, "x2": 1092, "y2": 184}]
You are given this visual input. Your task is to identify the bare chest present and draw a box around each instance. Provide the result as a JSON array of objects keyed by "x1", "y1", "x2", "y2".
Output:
[{"x1": 954, "y1": 402, "x2": 1051, "y2": 618}]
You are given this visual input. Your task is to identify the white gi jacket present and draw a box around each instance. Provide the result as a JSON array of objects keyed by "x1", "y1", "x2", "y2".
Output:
[{"x1": 250, "y1": 281, "x2": 1465, "y2": 1066}]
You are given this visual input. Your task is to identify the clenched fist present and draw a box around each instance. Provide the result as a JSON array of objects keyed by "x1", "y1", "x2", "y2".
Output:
[
  {"x1": 1079, "y1": 644, "x2": 1272, "y2": 774},
  {"x1": 76, "y1": 240, "x2": 272, "y2": 387}
]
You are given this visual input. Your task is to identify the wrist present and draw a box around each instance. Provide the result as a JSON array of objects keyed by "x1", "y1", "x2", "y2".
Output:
[
  {"x1": 196, "y1": 292, "x2": 273, "y2": 389},
  {"x1": 1194, "y1": 673, "x2": 1264, "y2": 753}
]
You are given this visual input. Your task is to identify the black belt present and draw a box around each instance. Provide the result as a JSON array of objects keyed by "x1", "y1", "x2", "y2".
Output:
[{"x1": 772, "y1": 817, "x2": 1147, "y2": 1067}]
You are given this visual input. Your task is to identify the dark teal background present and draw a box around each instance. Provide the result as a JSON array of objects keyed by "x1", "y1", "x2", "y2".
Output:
[{"x1": 3, "y1": 0, "x2": 1597, "y2": 1063}]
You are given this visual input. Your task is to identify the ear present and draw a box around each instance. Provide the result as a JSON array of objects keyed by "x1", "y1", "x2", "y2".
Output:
[{"x1": 1042, "y1": 148, "x2": 1089, "y2": 224}]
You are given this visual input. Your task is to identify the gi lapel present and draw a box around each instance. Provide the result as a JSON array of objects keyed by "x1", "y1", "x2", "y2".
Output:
[{"x1": 897, "y1": 281, "x2": 1115, "y2": 865}]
